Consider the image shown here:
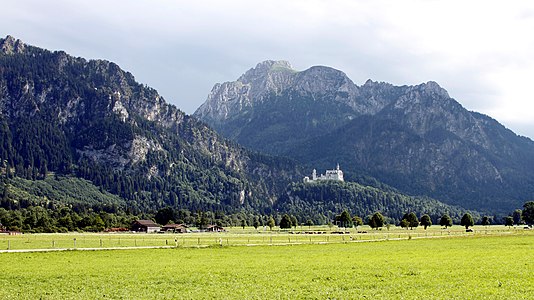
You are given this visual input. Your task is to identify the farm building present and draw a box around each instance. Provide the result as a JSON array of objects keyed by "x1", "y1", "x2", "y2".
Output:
[
  {"x1": 161, "y1": 224, "x2": 188, "y2": 233},
  {"x1": 131, "y1": 220, "x2": 161, "y2": 233},
  {"x1": 206, "y1": 225, "x2": 225, "y2": 232}
]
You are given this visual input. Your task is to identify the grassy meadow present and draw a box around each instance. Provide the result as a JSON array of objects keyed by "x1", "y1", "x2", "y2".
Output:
[
  {"x1": 0, "y1": 228, "x2": 533, "y2": 299},
  {"x1": 0, "y1": 225, "x2": 524, "y2": 250}
]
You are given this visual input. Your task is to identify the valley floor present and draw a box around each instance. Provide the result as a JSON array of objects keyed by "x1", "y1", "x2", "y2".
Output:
[{"x1": 0, "y1": 228, "x2": 532, "y2": 299}]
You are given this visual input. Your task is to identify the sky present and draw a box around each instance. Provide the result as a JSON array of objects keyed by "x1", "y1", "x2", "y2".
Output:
[{"x1": 2, "y1": 0, "x2": 534, "y2": 139}]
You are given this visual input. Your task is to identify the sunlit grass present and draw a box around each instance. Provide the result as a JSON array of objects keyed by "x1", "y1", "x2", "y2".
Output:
[
  {"x1": 0, "y1": 231, "x2": 532, "y2": 299},
  {"x1": 0, "y1": 225, "x2": 522, "y2": 250}
]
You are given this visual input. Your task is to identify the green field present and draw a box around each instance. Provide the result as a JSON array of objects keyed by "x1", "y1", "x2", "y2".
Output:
[
  {"x1": 0, "y1": 230, "x2": 533, "y2": 299},
  {"x1": 0, "y1": 225, "x2": 524, "y2": 250}
]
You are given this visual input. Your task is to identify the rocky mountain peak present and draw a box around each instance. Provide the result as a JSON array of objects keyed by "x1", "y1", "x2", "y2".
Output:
[
  {"x1": 238, "y1": 60, "x2": 294, "y2": 83},
  {"x1": 194, "y1": 60, "x2": 298, "y2": 122},
  {"x1": 415, "y1": 81, "x2": 450, "y2": 98},
  {"x1": 237, "y1": 60, "x2": 296, "y2": 91},
  {"x1": 1, "y1": 35, "x2": 26, "y2": 55},
  {"x1": 362, "y1": 79, "x2": 393, "y2": 88},
  {"x1": 292, "y1": 65, "x2": 358, "y2": 103}
]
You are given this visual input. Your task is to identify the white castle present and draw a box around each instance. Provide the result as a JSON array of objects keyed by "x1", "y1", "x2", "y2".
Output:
[{"x1": 303, "y1": 164, "x2": 344, "y2": 183}]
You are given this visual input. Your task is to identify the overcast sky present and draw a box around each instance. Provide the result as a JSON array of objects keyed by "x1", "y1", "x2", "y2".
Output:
[{"x1": 2, "y1": 0, "x2": 534, "y2": 139}]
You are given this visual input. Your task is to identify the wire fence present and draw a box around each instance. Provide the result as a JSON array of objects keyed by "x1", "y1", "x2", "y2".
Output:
[{"x1": 1, "y1": 227, "x2": 530, "y2": 251}]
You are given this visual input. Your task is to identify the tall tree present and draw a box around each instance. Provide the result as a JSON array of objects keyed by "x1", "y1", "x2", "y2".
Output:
[
  {"x1": 460, "y1": 213, "x2": 474, "y2": 229},
  {"x1": 439, "y1": 214, "x2": 453, "y2": 228},
  {"x1": 400, "y1": 219, "x2": 410, "y2": 230},
  {"x1": 267, "y1": 216, "x2": 275, "y2": 231},
  {"x1": 252, "y1": 216, "x2": 260, "y2": 230},
  {"x1": 290, "y1": 215, "x2": 298, "y2": 228},
  {"x1": 522, "y1": 202, "x2": 534, "y2": 225},
  {"x1": 155, "y1": 207, "x2": 175, "y2": 226},
  {"x1": 352, "y1": 216, "x2": 363, "y2": 229},
  {"x1": 402, "y1": 212, "x2": 419, "y2": 230},
  {"x1": 369, "y1": 212, "x2": 384, "y2": 230},
  {"x1": 337, "y1": 210, "x2": 353, "y2": 228},
  {"x1": 279, "y1": 214, "x2": 292, "y2": 229},
  {"x1": 504, "y1": 216, "x2": 514, "y2": 228},
  {"x1": 420, "y1": 214, "x2": 432, "y2": 230},
  {"x1": 481, "y1": 216, "x2": 491, "y2": 226},
  {"x1": 512, "y1": 209, "x2": 522, "y2": 225}
]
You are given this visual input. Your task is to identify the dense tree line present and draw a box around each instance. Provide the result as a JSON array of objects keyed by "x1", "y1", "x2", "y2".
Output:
[
  {"x1": 274, "y1": 181, "x2": 477, "y2": 225},
  {"x1": 503, "y1": 201, "x2": 534, "y2": 226},
  {"x1": 1, "y1": 176, "x2": 528, "y2": 233}
]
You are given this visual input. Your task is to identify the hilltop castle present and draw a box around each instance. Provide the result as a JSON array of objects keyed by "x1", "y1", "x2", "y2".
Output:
[{"x1": 303, "y1": 164, "x2": 344, "y2": 183}]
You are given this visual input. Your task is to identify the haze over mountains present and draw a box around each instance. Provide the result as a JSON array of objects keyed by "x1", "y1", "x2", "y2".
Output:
[{"x1": 195, "y1": 60, "x2": 534, "y2": 212}]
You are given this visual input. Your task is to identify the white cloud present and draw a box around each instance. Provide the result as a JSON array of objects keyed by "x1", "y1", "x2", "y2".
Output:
[{"x1": 1, "y1": 0, "x2": 534, "y2": 138}]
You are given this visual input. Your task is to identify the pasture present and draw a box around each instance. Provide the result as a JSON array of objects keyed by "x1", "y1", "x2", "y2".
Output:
[
  {"x1": 0, "y1": 228, "x2": 532, "y2": 299},
  {"x1": 0, "y1": 225, "x2": 524, "y2": 250}
]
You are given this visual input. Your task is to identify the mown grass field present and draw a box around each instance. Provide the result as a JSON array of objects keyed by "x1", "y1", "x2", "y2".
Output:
[{"x1": 0, "y1": 230, "x2": 532, "y2": 299}]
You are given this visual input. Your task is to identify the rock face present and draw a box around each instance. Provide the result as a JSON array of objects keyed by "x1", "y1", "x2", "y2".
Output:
[
  {"x1": 0, "y1": 37, "x2": 301, "y2": 213},
  {"x1": 0, "y1": 35, "x2": 25, "y2": 55},
  {"x1": 196, "y1": 60, "x2": 296, "y2": 125},
  {"x1": 195, "y1": 60, "x2": 534, "y2": 212}
]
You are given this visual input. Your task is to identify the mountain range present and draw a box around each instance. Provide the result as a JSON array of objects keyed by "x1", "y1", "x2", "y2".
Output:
[
  {"x1": 195, "y1": 60, "x2": 534, "y2": 212},
  {"x1": 0, "y1": 36, "x2": 473, "y2": 225}
]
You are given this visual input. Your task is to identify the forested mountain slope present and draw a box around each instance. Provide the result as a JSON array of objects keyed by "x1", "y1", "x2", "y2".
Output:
[{"x1": 0, "y1": 36, "x2": 300, "y2": 215}]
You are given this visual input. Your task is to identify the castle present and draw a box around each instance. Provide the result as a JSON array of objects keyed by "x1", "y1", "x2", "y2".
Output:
[{"x1": 303, "y1": 164, "x2": 344, "y2": 183}]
